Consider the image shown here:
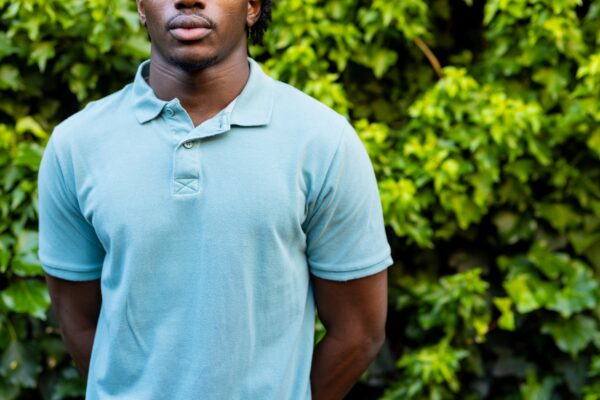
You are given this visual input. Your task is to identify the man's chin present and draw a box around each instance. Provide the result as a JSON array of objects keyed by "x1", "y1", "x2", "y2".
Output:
[{"x1": 167, "y1": 55, "x2": 220, "y2": 73}]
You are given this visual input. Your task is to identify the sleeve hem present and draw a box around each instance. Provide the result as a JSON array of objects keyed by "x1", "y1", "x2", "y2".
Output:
[
  {"x1": 41, "y1": 262, "x2": 102, "y2": 281},
  {"x1": 310, "y1": 254, "x2": 393, "y2": 282}
]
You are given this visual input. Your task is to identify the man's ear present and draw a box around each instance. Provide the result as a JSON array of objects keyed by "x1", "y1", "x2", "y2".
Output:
[
  {"x1": 137, "y1": 0, "x2": 147, "y2": 27},
  {"x1": 246, "y1": 0, "x2": 261, "y2": 28}
]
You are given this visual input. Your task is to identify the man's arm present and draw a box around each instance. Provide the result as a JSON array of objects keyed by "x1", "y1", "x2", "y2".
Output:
[
  {"x1": 45, "y1": 274, "x2": 102, "y2": 380},
  {"x1": 310, "y1": 269, "x2": 388, "y2": 400}
]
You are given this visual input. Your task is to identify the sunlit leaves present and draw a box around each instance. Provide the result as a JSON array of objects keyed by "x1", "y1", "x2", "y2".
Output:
[
  {"x1": 500, "y1": 243, "x2": 599, "y2": 318},
  {"x1": 493, "y1": 297, "x2": 516, "y2": 331},
  {"x1": 541, "y1": 316, "x2": 598, "y2": 357},
  {"x1": 0, "y1": 0, "x2": 599, "y2": 398},
  {"x1": 382, "y1": 340, "x2": 469, "y2": 399},
  {"x1": 1, "y1": 281, "x2": 49, "y2": 320}
]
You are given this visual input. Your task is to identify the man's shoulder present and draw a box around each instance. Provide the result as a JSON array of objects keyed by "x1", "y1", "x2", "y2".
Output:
[
  {"x1": 51, "y1": 83, "x2": 134, "y2": 147},
  {"x1": 272, "y1": 80, "x2": 356, "y2": 158},
  {"x1": 271, "y1": 79, "x2": 345, "y2": 123}
]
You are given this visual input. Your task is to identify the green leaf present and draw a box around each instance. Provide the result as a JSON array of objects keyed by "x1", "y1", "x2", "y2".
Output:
[
  {"x1": 15, "y1": 116, "x2": 47, "y2": 139},
  {"x1": 0, "y1": 32, "x2": 16, "y2": 59},
  {"x1": 12, "y1": 230, "x2": 42, "y2": 277},
  {"x1": 0, "y1": 380, "x2": 19, "y2": 400},
  {"x1": 1, "y1": 280, "x2": 50, "y2": 320},
  {"x1": 0, "y1": 340, "x2": 42, "y2": 388},
  {"x1": 588, "y1": 129, "x2": 600, "y2": 157},
  {"x1": 13, "y1": 142, "x2": 44, "y2": 170},
  {"x1": 545, "y1": 264, "x2": 599, "y2": 318},
  {"x1": 541, "y1": 316, "x2": 598, "y2": 357},
  {"x1": 0, "y1": 235, "x2": 13, "y2": 274},
  {"x1": 494, "y1": 297, "x2": 516, "y2": 331},
  {"x1": 40, "y1": 337, "x2": 69, "y2": 371},
  {"x1": 520, "y1": 370, "x2": 559, "y2": 400},
  {"x1": 535, "y1": 203, "x2": 581, "y2": 232},
  {"x1": 569, "y1": 231, "x2": 600, "y2": 254},
  {"x1": 372, "y1": 49, "x2": 398, "y2": 78},
  {"x1": 504, "y1": 274, "x2": 543, "y2": 314},
  {"x1": 29, "y1": 41, "x2": 55, "y2": 72},
  {"x1": 51, "y1": 370, "x2": 86, "y2": 400},
  {"x1": 0, "y1": 65, "x2": 23, "y2": 91}
]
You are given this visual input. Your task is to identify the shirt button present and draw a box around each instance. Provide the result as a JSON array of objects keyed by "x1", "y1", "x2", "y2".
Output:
[
  {"x1": 165, "y1": 108, "x2": 174, "y2": 117},
  {"x1": 183, "y1": 141, "x2": 194, "y2": 149}
]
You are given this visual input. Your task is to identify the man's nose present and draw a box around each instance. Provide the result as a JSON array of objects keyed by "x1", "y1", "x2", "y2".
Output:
[{"x1": 174, "y1": 0, "x2": 205, "y2": 9}]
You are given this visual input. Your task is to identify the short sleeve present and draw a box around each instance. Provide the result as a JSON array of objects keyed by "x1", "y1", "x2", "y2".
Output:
[
  {"x1": 304, "y1": 122, "x2": 393, "y2": 281},
  {"x1": 37, "y1": 136, "x2": 105, "y2": 281}
]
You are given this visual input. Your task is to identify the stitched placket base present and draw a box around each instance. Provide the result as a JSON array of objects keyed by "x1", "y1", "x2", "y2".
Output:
[{"x1": 168, "y1": 102, "x2": 231, "y2": 196}]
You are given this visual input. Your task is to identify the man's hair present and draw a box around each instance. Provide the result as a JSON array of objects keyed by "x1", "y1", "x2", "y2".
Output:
[{"x1": 248, "y1": 0, "x2": 272, "y2": 46}]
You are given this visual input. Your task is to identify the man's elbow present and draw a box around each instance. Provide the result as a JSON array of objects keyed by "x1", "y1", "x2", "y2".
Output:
[
  {"x1": 365, "y1": 329, "x2": 386, "y2": 359},
  {"x1": 345, "y1": 328, "x2": 386, "y2": 362}
]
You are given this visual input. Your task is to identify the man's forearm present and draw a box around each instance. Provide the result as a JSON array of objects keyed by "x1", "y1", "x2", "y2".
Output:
[
  {"x1": 310, "y1": 332, "x2": 384, "y2": 400},
  {"x1": 62, "y1": 325, "x2": 97, "y2": 380},
  {"x1": 45, "y1": 275, "x2": 102, "y2": 381}
]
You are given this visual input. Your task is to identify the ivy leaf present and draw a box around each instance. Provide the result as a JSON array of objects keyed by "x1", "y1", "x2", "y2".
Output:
[
  {"x1": 0, "y1": 235, "x2": 13, "y2": 274},
  {"x1": 569, "y1": 231, "x2": 600, "y2": 254},
  {"x1": 528, "y1": 243, "x2": 570, "y2": 279},
  {"x1": 555, "y1": 358, "x2": 588, "y2": 396},
  {"x1": 51, "y1": 370, "x2": 86, "y2": 400},
  {"x1": 11, "y1": 230, "x2": 43, "y2": 278},
  {"x1": 0, "y1": 340, "x2": 42, "y2": 388},
  {"x1": 15, "y1": 116, "x2": 47, "y2": 139},
  {"x1": 520, "y1": 370, "x2": 559, "y2": 400},
  {"x1": 545, "y1": 260, "x2": 599, "y2": 317},
  {"x1": 585, "y1": 244, "x2": 600, "y2": 271},
  {"x1": 14, "y1": 142, "x2": 44, "y2": 170},
  {"x1": 504, "y1": 274, "x2": 543, "y2": 314},
  {"x1": 493, "y1": 297, "x2": 516, "y2": 331},
  {"x1": 541, "y1": 316, "x2": 598, "y2": 357},
  {"x1": 588, "y1": 129, "x2": 600, "y2": 157},
  {"x1": 0, "y1": 32, "x2": 16, "y2": 59},
  {"x1": 0, "y1": 65, "x2": 23, "y2": 91},
  {"x1": 29, "y1": 41, "x2": 55, "y2": 72},
  {"x1": 0, "y1": 380, "x2": 19, "y2": 400},
  {"x1": 372, "y1": 49, "x2": 398, "y2": 78},
  {"x1": 1, "y1": 280, "x2": 50, "y2": 320},
  {"x1": 535, "y1": 203, "x2": 581, "y2": 233}
]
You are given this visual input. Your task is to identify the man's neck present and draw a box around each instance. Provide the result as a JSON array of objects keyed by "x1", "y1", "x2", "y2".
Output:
[{"x1": 148, "y1": 48, "x2": 250, "y2": 127}]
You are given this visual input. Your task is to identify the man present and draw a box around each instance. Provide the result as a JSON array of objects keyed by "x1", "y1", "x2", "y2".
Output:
[{"x1": 37, "y1": 0, "x2": 393, "y2": 398}]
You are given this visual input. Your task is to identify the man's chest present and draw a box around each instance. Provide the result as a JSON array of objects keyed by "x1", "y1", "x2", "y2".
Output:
[{"x1": 75, "y1": 129, "x2": 309, "y2": 251}]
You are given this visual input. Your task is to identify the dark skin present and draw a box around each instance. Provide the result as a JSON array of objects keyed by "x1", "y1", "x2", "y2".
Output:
[
  {"x1": 138, "y1": 0, "x2": 260, "y2": 126},
  {"x1": 45, "y1": 0, "x2": 388, "y2": 398},
  {"x1": 310, "y1": 271, "x2": 388, "y2": 399},
  {"x1": 45, "y1": 276, "x2": 101, "y2": 381}
]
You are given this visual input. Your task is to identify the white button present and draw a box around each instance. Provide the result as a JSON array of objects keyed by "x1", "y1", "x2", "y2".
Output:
[{"x1": 183, "y1": 141, "x2": 193, "y2": 149}]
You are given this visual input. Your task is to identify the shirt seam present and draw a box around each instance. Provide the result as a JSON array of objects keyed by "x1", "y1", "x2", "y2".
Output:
[
  {"x1": 303, "y1": 120, "x2": 348, "y2": 230},
  {"x1": 49, "y1": 134, "x2": 93, "y2": 226},
  {"x1": 48, "y1": 137, "x2": 78, "y2": 206},
  {"x1": 39, "y1": 257, "x2": 103, "y2": 274},
  {"x1": 309, "y1": 251, "x2": 392, "y2": 275}
]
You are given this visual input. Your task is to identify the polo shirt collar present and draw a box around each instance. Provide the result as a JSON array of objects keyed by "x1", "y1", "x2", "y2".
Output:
[
  {"x1": 132, "y1": 58, "x2": 274, "y2": 127},
  {"x1": 132, "y1": 60, "x2": 167, "y2": 124},
  {"x1": 229, "y1": 58, "x2": 274, "y2": 127}
]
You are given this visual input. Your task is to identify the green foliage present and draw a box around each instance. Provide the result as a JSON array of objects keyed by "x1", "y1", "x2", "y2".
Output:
[
  {"x1": 382, "y1": 340, "x2": 469, "y2": 400},
  {"x1": 1, "y1": 0, "x2": 599, "y2": 398},
  {"x1": 384, "y1": 269, "x2": 489, "y2": 398},
  {"x1": 0, "y1": 0, "x2": 148, "y2": 398}
]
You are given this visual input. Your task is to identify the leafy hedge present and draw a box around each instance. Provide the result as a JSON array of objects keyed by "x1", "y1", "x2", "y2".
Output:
[{"x1": 1, "y1": 0, "x2": 599, "y2": 399}]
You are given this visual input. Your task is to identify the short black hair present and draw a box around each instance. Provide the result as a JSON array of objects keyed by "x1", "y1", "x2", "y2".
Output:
[{"x1": 248, "y1": 0, "x2": 272, "y2": 46}]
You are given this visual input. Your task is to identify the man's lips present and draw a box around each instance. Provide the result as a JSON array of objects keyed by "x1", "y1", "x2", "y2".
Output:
[
  {"x1": 170, "y1": 27, "x2": 212, "y2": 41},
  {"x1": 168, "y1": 15, "x2": 214, "y2": 42}
]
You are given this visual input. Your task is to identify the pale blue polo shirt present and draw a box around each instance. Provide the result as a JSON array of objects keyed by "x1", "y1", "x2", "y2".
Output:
[{"x1": 37, "y1": 58, "x2": 393, "y2": 399}]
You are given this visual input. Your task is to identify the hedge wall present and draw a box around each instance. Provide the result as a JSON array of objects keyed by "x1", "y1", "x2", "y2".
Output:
[{"x1": 1, "y1": 0, "x2": 599, "y2": 399}]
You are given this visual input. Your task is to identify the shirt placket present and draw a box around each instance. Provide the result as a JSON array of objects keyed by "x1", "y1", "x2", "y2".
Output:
[{"x1": 163, "y1": 99, "x2": 231, "y2": 196}]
